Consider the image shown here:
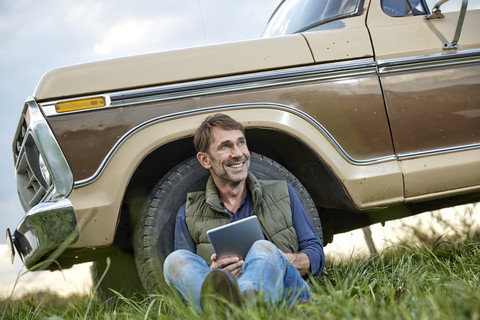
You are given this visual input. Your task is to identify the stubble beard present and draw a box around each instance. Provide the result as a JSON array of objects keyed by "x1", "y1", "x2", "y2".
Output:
[{"x1": 211, "y1": 156, "x2": 250, "y2": 186}]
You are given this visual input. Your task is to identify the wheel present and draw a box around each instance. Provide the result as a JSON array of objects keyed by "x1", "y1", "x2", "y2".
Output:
[
  {"x1": 133, "y1": 152, "x2": 322, "y2": 293},
  {"x1": 91, "y1": 247, "x2": 145, "y2": 300}
]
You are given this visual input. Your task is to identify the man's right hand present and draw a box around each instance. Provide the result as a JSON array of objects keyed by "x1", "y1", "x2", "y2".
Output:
[{"x1": 210, "y1": 253, "x2": 244, "y2": 277}]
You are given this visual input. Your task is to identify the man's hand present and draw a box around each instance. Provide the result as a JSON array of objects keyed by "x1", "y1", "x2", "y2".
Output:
[
  {"x1": 281, "y1": 251, "x2": 310, "y2": 276},
  {"x1": 210, "y1": 253, "x2": 244, "y2": 277}
]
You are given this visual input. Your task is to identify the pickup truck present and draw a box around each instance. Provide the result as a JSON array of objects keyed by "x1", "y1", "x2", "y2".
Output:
[{"x1": 6, "y1": 0, "x2": 480, "y2": 296}]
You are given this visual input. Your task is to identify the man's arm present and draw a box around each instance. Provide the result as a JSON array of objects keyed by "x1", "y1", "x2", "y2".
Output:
[
  {"x1": 174, "y1": 203, "x2": 197, "y2": 252},
  {"x1": 285, "y1": 184, "x2": 325, "y2": 276}
]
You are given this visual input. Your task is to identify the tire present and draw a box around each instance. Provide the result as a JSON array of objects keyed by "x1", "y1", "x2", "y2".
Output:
[{"x1": 133, "y1": 152, "x2": 322, "y2": 293}]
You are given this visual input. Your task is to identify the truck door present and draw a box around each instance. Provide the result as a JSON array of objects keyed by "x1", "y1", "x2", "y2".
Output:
[{"x1": 367, "y1": 0, "x2": 480, "y2": 200}]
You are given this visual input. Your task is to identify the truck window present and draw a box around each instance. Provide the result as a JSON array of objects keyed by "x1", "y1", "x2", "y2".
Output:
[
  {"x1": 263, "y1": 0, "x2": 363, "y2": 37},
  {"x1": 381, "y1": 0, "x2": 428, "y2": 17}
]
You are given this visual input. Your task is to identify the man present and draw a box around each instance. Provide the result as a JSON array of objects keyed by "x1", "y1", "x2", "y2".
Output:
[{"x1": 163, "y1": 113, "x2": 324, "y2": 312}]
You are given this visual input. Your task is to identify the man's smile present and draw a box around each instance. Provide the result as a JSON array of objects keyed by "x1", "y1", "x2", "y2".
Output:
[{"x1": 226, "y1": 158, "x2": 247, "y2": 169}]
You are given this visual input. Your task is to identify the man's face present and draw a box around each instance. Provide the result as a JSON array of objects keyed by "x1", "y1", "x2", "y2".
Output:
[{"x1": 198, "y1": 126, "x2": 250, "y2": 187}]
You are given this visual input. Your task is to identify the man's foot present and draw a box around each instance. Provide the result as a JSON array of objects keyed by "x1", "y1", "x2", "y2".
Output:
[{"x1": 200, "y1": 269, "x2": 242, "y2": 314}]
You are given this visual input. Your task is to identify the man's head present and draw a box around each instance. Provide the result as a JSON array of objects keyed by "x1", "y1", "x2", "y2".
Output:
[
  {"x1": 194, "y1": 113, "x2": 245, "y2": 154},
  {"x1": 194, "y1": 114, "x2": 250, "y2": 187}
]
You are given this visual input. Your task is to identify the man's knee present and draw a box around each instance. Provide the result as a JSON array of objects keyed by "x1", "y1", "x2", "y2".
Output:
[
  {"x1": 250, "y1": 239, "x2": 278, "y2": 256},
  {"x1": 163, "y1": 249, "x2": 191, "y2": 280}
]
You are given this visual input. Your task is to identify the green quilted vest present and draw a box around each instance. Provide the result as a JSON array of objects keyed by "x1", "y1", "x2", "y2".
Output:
[{"x1": 185, "y1": 172, "x2": 298, "y2": 265}]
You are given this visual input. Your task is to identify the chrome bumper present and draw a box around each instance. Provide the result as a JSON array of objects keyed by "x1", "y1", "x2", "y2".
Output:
[{"x1": 6, "y1": 198, "x2": 78, "y2": 269}]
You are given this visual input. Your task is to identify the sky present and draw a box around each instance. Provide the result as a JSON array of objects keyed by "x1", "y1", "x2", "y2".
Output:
[{"x1": 0, "y1": 0, "x2": 281, "y2": 245}]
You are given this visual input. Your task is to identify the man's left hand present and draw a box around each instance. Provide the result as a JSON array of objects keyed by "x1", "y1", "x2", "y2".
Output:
[
  {"x1": 210, "y1": 253, "x2": 244, "y2": 277},
  {"x1": 281, "y1": 251, "x2": 310, "y2": 276}
]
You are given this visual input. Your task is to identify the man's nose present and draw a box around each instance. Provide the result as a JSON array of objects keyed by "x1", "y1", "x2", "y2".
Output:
[{"x1": 231, "y1": 145, "x2": 243, "y2": 157}]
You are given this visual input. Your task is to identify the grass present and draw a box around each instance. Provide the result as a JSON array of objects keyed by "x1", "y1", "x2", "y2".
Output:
[
  {"x1": 312, "y1": 238, "x2": 480, "y2": 320},
  {"x1": 1, "y1": 236, "x2": 479, "y2": 320}
]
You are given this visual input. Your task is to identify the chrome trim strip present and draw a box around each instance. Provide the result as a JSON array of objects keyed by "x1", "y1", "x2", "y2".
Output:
[
  {"x1": 74, "y1": 103, "x2": 397, "y2": 187},
  {"x1": 23, "y1": 98, "x2": 74, "y2": 198},
  {"x1": 397, "y1": 143, "x2": 480, "y2": 160},
  {"x1": 41, "y1": 59, "x2": 377, "y2": 116},
  {"x1": 378, "y1": 48, "x2": 480, "y2": 74},
  {"x1": 110, "y1": 60, "x2": 376, "y2": 106}
]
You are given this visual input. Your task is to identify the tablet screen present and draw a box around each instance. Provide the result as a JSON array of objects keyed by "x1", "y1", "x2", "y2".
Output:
[{"x1": 207, "y1": 215, "x2": 265, "y2": 259}]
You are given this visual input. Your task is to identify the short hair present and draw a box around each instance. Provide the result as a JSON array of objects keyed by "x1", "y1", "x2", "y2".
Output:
[{"x1": 194, "y1": 113, "x2": 245, "y2": 153}]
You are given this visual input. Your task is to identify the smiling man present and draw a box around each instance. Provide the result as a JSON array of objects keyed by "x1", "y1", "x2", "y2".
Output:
[{"x1": 163, "y1": 113, "x2": 324, "y2": 312}]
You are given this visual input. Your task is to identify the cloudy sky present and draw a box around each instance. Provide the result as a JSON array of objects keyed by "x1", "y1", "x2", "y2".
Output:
[{"x1": 0, "y1": 0, "x2": 280, "y2": 244}]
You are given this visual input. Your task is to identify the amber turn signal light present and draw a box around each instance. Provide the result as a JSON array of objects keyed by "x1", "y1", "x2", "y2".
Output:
[{"x1": 55, "y1": 97, "x2": 106, "y2": 113}]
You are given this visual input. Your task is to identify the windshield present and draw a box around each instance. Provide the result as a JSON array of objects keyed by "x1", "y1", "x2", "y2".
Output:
[{"x1": 263, "y1": 0, "x2": 363, "y2": 37}]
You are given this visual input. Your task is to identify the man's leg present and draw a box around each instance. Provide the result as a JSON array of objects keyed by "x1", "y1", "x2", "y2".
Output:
[
  {"x1": 237, "y1": 240, "x2": 310, "y2": 306},
  {"x1": 163, "y1": 249, "x2": 211, "y2": 311}
]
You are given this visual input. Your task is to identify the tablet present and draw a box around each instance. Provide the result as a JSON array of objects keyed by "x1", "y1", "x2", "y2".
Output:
[{"x1": 207, "y1": 215, "x2": 265, "y2": 259}]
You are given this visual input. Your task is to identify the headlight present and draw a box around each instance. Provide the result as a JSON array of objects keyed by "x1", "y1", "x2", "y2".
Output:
[{"x1": 38, "y1": 154, "x2": 51, "y2": 187}]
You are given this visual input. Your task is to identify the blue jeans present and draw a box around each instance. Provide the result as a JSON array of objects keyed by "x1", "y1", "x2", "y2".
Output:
[{"x1": 163, "y1": 240, "x2": 310, "y2": 311}]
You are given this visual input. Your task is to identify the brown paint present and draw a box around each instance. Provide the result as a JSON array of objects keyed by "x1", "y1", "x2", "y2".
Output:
[
  {"x1": 48, "y1": 74, "x2": 394, "y2": 181},
  {"x1": 381, "y1": 63, "x2": 480, "y2": 155}
]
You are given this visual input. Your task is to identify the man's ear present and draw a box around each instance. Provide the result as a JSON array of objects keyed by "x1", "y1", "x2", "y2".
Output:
[{"x1": 197, "y1": 152, "x2": 211, "y2": 170}]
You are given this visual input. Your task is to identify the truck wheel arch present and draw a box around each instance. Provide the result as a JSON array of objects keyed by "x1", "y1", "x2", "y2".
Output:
[{"x1": 117, "y1": 125, "x2": 352, "y2": 251}]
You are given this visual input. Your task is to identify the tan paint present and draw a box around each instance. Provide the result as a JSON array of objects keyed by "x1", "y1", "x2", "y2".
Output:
[
  {"x1": 33, "y1": 35, "x2": 314, "y2": 101},
  {"x1": 303, "y1": 10, "x2": 373, "y2": 62},
  {"x1": 68, "y1": 109, "x2": 403, "y2": 247},
  {"x1": 400, "y1": 148, "x2": 480, "y2": 199},
  {"x1": 368, "y1": 3, "x2": 480, "y2": 60}
]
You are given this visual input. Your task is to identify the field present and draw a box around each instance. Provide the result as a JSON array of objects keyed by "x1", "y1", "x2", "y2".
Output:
[
  {"x1": 1, "y1": 206, "x2": 479, "y2": 320},
  {"x1": 1, "y1": 237, "x2": 479, "y2": 319}
]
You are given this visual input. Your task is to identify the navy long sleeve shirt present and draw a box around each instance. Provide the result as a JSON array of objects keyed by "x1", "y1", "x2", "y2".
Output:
[{"x1": 174, "y1": 183, "x2": 325, "y2": 276}]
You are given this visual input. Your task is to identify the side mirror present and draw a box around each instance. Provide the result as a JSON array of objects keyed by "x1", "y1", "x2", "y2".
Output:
[{"x1": 425, "y1": 0, "x2": 469, "y2": 49}]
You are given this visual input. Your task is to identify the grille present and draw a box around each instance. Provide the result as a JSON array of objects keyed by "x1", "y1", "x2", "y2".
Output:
[
  {"x1": 14, "y1": 116, "x2": 53, "y2": 210},
  {"x1": 13, "y1": 116, "x2": 27, "y2": 162}
]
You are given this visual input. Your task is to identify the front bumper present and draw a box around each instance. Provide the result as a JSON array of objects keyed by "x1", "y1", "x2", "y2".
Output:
[
  {"x1": 6, "y1": 198, "x2": 78, "y2": 270},
  {"x1": 8, "y1": 97, "x2": 76, "y2": 269}
]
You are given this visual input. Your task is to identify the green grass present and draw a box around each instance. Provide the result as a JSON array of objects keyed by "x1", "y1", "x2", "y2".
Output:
[{"x1": 1, "y1": 238, "x2": 479, "y2": 320}]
